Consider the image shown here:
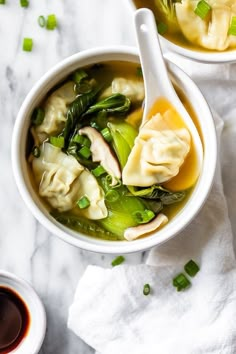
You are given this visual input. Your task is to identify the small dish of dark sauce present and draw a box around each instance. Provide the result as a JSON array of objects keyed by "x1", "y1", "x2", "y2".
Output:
[{"x1": 0, "y1": 286, "x2": 30, "y2": 354}]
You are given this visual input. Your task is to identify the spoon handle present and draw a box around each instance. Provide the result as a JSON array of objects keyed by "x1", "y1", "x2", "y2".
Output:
[{"x1": 134, "y1": 9, "x2": 176, "y2": 120}]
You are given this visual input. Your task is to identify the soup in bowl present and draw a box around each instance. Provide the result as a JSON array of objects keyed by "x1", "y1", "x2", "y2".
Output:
[
  {"x1": 12, "y1": 46, "x2": 216, "y2": 254},
  {"x1": 130, "y1": 0, "x2": 236, "y2": 63}
]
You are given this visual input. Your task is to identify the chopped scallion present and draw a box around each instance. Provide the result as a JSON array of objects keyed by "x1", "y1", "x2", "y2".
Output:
[
  {"x1": 105, "y1": 190, "x2": 119, "y2": 203},
  {"x1": 92, "y1": 165, "x2": 106, "y2": 177},
  {"x1": 173, "y1": 273, "x2": 191, "y2": 291},
  {"x1": 143, "y1": 283, "x2": 151, "y2": 296},
  {"x1": 101, "y1": 127, "x2": 112, "y2": 142},
  {"x1": 111, "y1": 255, "x2": 125, "y2": 267},
  {"x1": 46, "y1": 14, "x2": 57, "y2": 30},
  {"x1": 78, "y1": 146, "x2": 91, "y2": 159},
  {"x1": 0, "y1": 0, "x2": 6, "y2": 4},
  {"x1": 38, "y1": 15, "x2": 46, "y2": 28},
  {"x1": 157, "y1": 22, "x2": 168, "y2": 35},
  {"x1": 22, "y1": 38, "x2": 33, "y2": 52},
  {"x1": 132, "y1": 209, "x2": 155, "y2": 224},
  {"x1": 20, "y1": 0, "x2": 29, "y2": 7},
  {"x1": 136, "y1": 67, "x2": 143, "y2": 77},
  {"x1": 31, "y1": 107, "x2": 45, "y2": 125},
  {"x1": 49, "y1": 136, "x2": 65, "y2": 148},
  {"x1": 184, "y1": 260, "x2": 200, "y2": 277},
  {"x1": 194, "y1": 0, "x2": 211, "y2": 20},
  {"x1": 73, "y1": 134, "x2": 85, "y2": 145},
  {"x1": 32, "y1": 146, "x2": 40, "y2": 158},
  {"x1": 228, "y1": 16, "x2": 236, "y2": 36},
  {"x1": 77, "y1": 196, "x2": 90, "y2": 209}
]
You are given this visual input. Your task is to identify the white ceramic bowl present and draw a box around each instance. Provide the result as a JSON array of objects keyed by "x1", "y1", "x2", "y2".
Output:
[
  {"x1": 12, "y1": 46, "x2": 217, "y2": 254},
  {"x1": 0, "y1": 270, "x2": 46, "y2": 353},
  {"x1": 128, "y1": 1, "x2": 236, "y2": 64}
]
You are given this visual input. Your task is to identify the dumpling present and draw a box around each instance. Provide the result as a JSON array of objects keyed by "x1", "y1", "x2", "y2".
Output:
[
  {"x1": 34, "y1": 81, "x2": 76, "y2": 143},
  {"x1": 122, "y1": 113, "x2": 191, "y2": 187},
  {"x1": 100, "y1": 77, "x2": 144, "y2": 102},
  {"x1": 32, "y1": 143, "x2": 107, "y2": 219},
  {"x1": 175, "y1": 0, "x2": 236, "y2": 51}
]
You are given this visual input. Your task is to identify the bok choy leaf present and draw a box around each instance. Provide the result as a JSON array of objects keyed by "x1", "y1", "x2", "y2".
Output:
[
  {"x1": 84, "y1": 93, "x2": 131, "y2": 115},
  {"x1": 155, "y1": 0, "x2": 179, "y2": 33}
]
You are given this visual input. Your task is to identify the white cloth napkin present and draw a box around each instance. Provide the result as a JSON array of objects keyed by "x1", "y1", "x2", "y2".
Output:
[{"x1": 68, "y1": 111, "x2": 236, "y2": 354}]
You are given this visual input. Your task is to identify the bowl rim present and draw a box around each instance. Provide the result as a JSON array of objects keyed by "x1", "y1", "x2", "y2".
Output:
[
  {"x1": 0, "y1": 270, "x2": 46, "y2": 353},
  {"x1": 127, "y1": 0, "x2": 236, "y2": 64},
  {"x1": 11, "y1": 45, "x2": 217, "y2": 254}
]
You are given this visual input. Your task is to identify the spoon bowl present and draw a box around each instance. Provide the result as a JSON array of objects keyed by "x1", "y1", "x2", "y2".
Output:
[{"x1": 134, "y1": 9, "x2": 203, "y2": 188}]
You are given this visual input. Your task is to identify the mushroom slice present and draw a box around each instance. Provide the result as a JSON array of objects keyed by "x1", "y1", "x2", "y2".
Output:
[
  {"x1": 124, "y1": 213, "x2": 168, "y2": 241},
  {"x1": 79, "y1": 127, "x2": 121, "y2": 184}
]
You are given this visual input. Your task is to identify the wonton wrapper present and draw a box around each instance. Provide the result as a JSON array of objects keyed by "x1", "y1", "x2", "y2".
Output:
[
  {"x1": 122, "y1": 113, "x2": 191, "y2": 187},
  {"x1": 32, "y1": 143, "x2": 107, "y2": 219},
  {"x1": 100, "y1": 77, "x2": 145, "y2": 102},
  {"x1": 175, "y1": 0, "x2": 236, "y2": 51}
]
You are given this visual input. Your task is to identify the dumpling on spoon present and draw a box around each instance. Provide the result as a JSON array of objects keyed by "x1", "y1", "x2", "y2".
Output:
[{"x1": 122, "y1": 110, "x2": 191, "y2": 187}]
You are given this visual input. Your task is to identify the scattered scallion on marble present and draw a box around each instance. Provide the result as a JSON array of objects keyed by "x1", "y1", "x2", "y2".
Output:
[
  {"x1": 111, "y1": 256, "x2": 125, "y2": 267},
  {"x1": 184, "y1": 260, "x2": 200, "y2": 277},
  {"x1": 143, "y1": 283, "x2": 151, "y2": 296},
  {"x1": 46, "y1": 14, "x2": 57, "y2": 30},
  {"x1": 0, "y1": 0, "x2": 6, "y2": 5},
  {"x1": 22, "y1": 38, "x2": 33, "y2": 52},
  {"x1": 20, "y1": 0, "x2": 29, "y2": 7},
  {"x1": 173, "y1": 273, "x2": 191, "y2": 291},
  {"x1": 38, "y1": 15, "x2": 46, "y2": 28}
]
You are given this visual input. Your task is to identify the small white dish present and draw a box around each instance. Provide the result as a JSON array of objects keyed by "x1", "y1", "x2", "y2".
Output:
[
  {"x1": 12, "y1": 46, "x2": 217, "y2": 254},
  {"x1": 127, "y1": 1, "x2": 236, "y2": 64},
  {"x1": 0, "y1": 270, "x2": 46, "y2": 354}
]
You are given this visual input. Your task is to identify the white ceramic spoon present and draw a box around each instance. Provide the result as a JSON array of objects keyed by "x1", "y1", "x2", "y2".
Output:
[{"x1": 134, "y1": 8, "x2": 203, "y2": 172}]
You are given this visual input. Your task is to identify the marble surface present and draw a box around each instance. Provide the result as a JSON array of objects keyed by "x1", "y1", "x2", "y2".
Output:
[{"x1": 0, "y1": 0, "x2": 236, "y2": 353}]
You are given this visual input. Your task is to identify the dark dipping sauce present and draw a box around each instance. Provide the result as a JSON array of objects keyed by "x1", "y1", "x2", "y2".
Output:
[{"x1": 0, "y1": 287, "x2": 30, "y2": 353}]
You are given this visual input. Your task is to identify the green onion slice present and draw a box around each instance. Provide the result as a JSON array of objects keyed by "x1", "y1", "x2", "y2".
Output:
[
  {"x1": 228, "y1": 16, "x2": 236, "y2": 36},
  {"x1": 72, "y1": 134, "x2": 90, "y2": 147},
  {"x1": 111, "y1": 255, "x2": 125, "y2": 267},
  {"x1": 31, "y1": 107, "x2": 45, "y2": 125},
  {"x1": 92, "y1": 165, "x2": 106, "y2": 177},
  {"x1": 46, "y1": 14, "x2": 57, "y2": 30},
  {"x1": 157, "y1": 22, "x2": 168, "y2": 35},
  {"x1": 20, "y1": 0, "x2": 29, "y2": 7},
  {"x1": 194, "y1": 0, "x2": 211, "y2": 20},
  {"x1": 23, "y1": 38, "x2": 33, "y2": 52},
  {"x1": 136, "y1": 67, "x2": 143, "y2": 77},
  {"x1": 173, "y1": 273, "x2": 191, "y2": 291},
  {"x1": 49, "y1": 136, "x2": 65, "y2": 148},
  {"x1": 184, "y1": 260, "x2": 200, "y2": 277},
  {"x1": 101, "y1": 127, "x2": 112, "y2": 142},
  {"x1": 38, "y1": 15, "x2": 46, "y2": 28},
  {"x1": 0, "y1": 0, "x2": 6, "y2": 4},
  {"x1": 105, "y1": 190, "x2": 119, "y2": 203},
  {"x1": 32, "y1": 146, "x2": 40, "y2": 158},
  {"x1": 132, "y1": 209, "x2": 155, "y2": 224},
  {"x1": 78, "y1": 146, "x2": 91, "y2": 159},
  {"x1": 77, "y1": 196, "x2": 90, "y2": 209},
  {"x1": 143, "y1": 283, "x2": 151, "y2": 296}
]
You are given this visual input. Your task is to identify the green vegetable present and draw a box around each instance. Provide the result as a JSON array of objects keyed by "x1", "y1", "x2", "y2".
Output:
[
  {"x1": 111, "y1": 256, "x2": 125, "y2": 267},
  {"x1": 173, "y1": 273, "x2": 191, "y2": 291},
  {"x1": 72, "y1": 69, "x2": 88, "y2": 84},
  {"x1": 105, "y1": 190, "x2": 119, "y2": 203},
  {"x1": 77, "y1": 196, "x2": 90, "y2": 209},
  {"x1": 0, "y1": 0, "x2": 6, "y2": 4},
  {"x1": 143, "y1": 284, "x2": 151, "y2": 296},
  {"x1": 31, "y1": 107, "x2": 45, "y2": 126},
  {"x1": 155, "y1": 0, "x2": 179, "y2": 33},
  {"x1": 52, "y1": 212, "x2": 118, "y2": 240},
  {"x1": 92, "y1": 165, "x2": 106, "y2": 177},
  {"x1": 84, "y1": 93, "x2": 131, "y2": 115},
  {"x1": 23, "y1": 38, "x2": 33, "y2": 52},
  {"x1": 63, "y1": 85, "x2": 101, "y2": 146},
  {"x1": 78, "y1": 146, "x2": 91, "y2": 159},
  {"x1": 38, "y1": 16, "x2": 46, "y2": 28},
  {"x1": 228, "y1": 16, "x2": 236, "y2": 36},
  {"x1": 73, "y1": 134, "x2": 91, "y2": 147},
  {"x1": 49, "y1": 136, "x2": 65, "y2": 148},
  {"x1": 46, "y1": 14, "x2": 57, "y2": 30},
  {"x1": 20, "y1": 0, "x2": 29, "y2": 7},
  {"x1": 32, "y1": 146, "x2": 40, "y2": 158},
  {"x1": 194, "y1": 0, "x2": 211, "y2": 19},
  {"x1": 108, "y1": 121, "x2": 138, "y2": 168},
  {"x1": 128, "y1": 185, "x2": 186, "y2": 205},
  {"x1": 101, "y1": 127, "x2": 112, "y2": 142},
  {"x1": 157, "y1": 22, "x2": 168, "y2": 35},
  {"x1": 136, "y1": 67, "x2": 143, "y2": 77},
  {"x1": 132, "y1": 209, "x2": 155, "y2": 224},
  {"x1": 184, "y1": 260, "x2": 200, "y2": 277}
]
